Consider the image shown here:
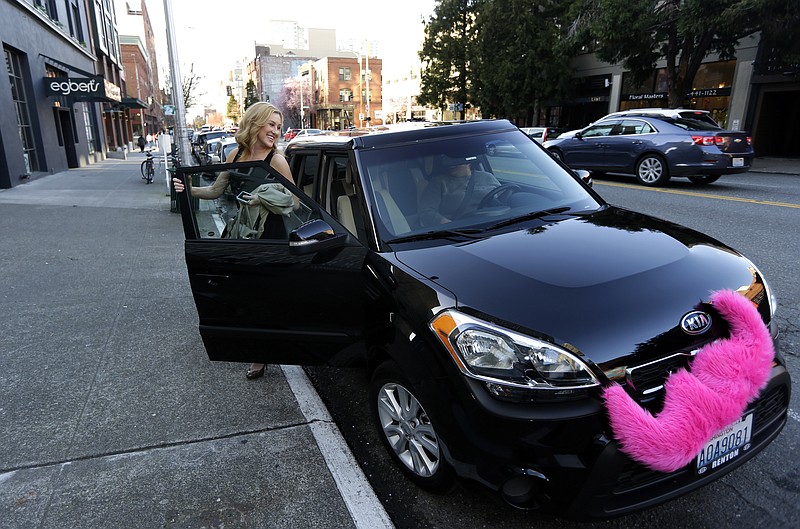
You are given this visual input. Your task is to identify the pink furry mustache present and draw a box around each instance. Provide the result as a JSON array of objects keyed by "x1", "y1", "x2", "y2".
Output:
[{"x1": 603, "y1": 290, "x2": 775, "y2": 472}]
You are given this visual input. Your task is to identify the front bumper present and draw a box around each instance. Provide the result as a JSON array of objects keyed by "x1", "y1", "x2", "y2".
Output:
[{"x1": 431, "y1": 362, "x2": 790, "y2": 520}]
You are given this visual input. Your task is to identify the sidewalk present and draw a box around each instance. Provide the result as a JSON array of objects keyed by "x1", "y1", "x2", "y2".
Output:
[
  {"x1": 750, "y1": 156, "x2": 800, "y2": 175},
  {"x1": 0, "y1": 155, "x2": 392, "y2": 529}
]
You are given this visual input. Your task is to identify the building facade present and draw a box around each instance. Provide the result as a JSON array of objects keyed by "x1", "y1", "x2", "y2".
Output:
[
  {"x1": 0, "y1": 0, "x2": 132, "y2": 188},
  {"x1": 542, "y1": 34, "x2": 799, "y2": 157}
]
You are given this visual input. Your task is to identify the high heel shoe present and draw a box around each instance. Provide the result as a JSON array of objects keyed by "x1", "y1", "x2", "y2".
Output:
[{"x1": 245, "y1": 364, "x2": 266, "y2": 380}]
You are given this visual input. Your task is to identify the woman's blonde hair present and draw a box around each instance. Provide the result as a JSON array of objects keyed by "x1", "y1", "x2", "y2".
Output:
[{"x1": 234, "y1": 102, "x2": 283, "y2": 157}]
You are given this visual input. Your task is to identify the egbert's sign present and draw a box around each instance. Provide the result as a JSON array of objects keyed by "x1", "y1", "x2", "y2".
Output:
[{"x1": 45, "y1": 76, "x2": 121, "y2": 102}]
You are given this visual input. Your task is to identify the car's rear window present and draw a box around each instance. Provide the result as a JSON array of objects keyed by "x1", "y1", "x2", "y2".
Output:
[
  {"x1": 660, "y1": 117, "x2": 722, "y2": 131},
  {"x1": 677, "y1": 112, "x2": 719, "y2": 127}
]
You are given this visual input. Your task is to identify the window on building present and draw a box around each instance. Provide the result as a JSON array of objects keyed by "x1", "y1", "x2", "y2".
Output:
[
  {"x1": 5, "y1": 47, "x2": 39, "y2": 173},
  {"x1": 66, "y1": 0, "x2": 84, "y2": 41},
  {"x1": 339, "y1": 88, "x2": 353, "y2": 102},
  {"x1": 339, "y1": 67, "x2": 351, "y2": 81}
]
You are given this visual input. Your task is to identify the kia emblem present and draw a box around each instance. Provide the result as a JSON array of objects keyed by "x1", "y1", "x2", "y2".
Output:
[{"x1": 680, "y1": 310, "x2": 712, "y2": 335}]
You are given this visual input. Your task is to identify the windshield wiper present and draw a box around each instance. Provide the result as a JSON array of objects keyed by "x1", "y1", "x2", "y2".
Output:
[
  {"x1": 387, "y1": 228, "x2": 484, "y2": 244},
  {"x1": 484, "y1": 207, "x2": 572, "y2": 231}
]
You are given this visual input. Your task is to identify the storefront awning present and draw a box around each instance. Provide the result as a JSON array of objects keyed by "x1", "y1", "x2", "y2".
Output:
[{"x1": 120, "y1": 97, "x2": 148, "y2": 109}]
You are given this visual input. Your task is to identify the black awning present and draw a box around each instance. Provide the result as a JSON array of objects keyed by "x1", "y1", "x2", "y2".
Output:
[{"x1": 120, "y1": 97, "x2": 148, "y2": 109}]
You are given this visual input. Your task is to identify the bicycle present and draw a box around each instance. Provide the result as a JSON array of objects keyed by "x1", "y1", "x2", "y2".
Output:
[{"x1": 140, "y1": 152, "x2": 155, "y2": 184}]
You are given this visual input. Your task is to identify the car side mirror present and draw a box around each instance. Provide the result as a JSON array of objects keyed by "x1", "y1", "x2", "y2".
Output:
[
  {"x1": 574, "y1": 131, "x2": 583, "y2": 139},
  {"x1": 289, "y1": 219, "x2": 347, "y2": 255},
  {"x1": 574, "y1": 169, "x2": 592, "y2": 187}
]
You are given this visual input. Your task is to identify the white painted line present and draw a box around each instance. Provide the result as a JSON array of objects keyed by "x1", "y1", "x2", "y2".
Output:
[{"x1": 281, "y1": 365, "x2": 394, "y2": 529}]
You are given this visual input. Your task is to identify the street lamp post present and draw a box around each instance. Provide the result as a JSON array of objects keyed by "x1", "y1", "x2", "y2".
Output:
[{"x1": 162, "y1": 0, "x2": 190, "y2": 162}]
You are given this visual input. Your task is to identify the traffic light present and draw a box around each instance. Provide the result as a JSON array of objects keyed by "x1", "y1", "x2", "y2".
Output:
[{"x1": 226, "y1": 86, "x2": 232, "y2": 96}]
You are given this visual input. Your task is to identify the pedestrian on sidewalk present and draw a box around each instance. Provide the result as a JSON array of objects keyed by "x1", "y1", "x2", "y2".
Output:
[
  {"x1": 172, "y1": 102, "x2": 295, "y2": 380},
  {"x1": 137, "y1": 135, "x2": 146, "y2": 152}
]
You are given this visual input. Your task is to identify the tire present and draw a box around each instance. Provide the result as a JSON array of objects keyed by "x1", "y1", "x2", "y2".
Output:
[
  {"x1": 688, "y1": 175, "x2": 721, "y2": 185},
  {"x1": 370, "y1": 361, "x2": 454, "y2": 492},
  {"x1": 636, "y1": 154, "x2": 670, "y2": 186},
  {"x1": 548, "y1": 148, "x2": 563, "y2": 161},
  {"x1": 146, "y1": 164, "x2": 154, "y2": 184},
  {"x1": 140, "y1": 160, "x2": 148, "y2": 179}
]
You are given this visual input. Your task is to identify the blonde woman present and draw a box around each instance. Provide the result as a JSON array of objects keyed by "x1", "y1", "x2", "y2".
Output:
[{"x1": 173, "y1": 102, "x2": 295, "y2": 380}]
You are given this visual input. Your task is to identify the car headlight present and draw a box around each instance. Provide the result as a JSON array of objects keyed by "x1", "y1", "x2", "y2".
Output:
[
  {"x1": 430, "y1": 310, "x2": 599, "y2": 402},
  {"x1": 744, "y1": 258, "x2": 777, "y2": 320}
]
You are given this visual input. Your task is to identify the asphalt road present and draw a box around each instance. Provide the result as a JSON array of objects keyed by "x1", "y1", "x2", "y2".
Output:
[{"x1": 306, "y1": 169, "x2": 800, "y2": 529}]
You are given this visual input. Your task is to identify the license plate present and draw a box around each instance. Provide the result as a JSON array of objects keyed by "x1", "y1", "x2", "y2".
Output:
[
  {"x1": 696, "y1": 413, "x2": 753, "y2": 474},
  {"x1": 732, "y1": 157, "x2": 744, "y2": 167}
]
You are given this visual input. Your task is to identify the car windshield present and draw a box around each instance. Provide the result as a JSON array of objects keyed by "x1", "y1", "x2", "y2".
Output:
[{"x1": 356, "y1": 130, "x2": 602, "y2": 245}]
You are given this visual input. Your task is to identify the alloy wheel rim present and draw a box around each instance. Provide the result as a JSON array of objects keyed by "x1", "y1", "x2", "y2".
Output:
[
  {"x1": 377, "y1": 382, "x2": 440, "y2": 477},
  {"x1": 639, "y1": 158, "x2": 663, "y2": 183}
]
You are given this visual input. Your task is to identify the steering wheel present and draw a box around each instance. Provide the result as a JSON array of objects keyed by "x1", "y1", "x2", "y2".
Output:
[{"x1": 478, "y1": 183, "x2": 522, "y2": 209}]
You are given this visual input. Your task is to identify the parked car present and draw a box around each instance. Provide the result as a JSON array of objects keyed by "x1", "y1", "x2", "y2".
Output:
[
  {"x1": 520, "y1": 126, "x2": 564, "y2": 143},
  {"x1": 544, "y1": 115, "x2": 753, "y2": 186},
  {"x1": 208, "y1": 137, "x2": 238, "y2": 164},
  {"x1": 173, "y1": 120, "x2": 788, "y2": 520},
  {"x1": 283, "y1": 128, "x2": 300, "y2": 142},
  {"x1": 288, "y1": 128, "x2": 324, "y2": 143},
  {"x1": 554, "y1": 109, "x2": 721, "y2": 142},
  {"x1": 198, "y1": 138, "x2": 224, "y2": 166},
  {"x1": 192, "y1": 130, "x2": 229, "y2": 162}
]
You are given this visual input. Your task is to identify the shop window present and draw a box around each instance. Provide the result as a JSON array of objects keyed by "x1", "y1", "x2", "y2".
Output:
[
  {"x1": 82, "y1": 104, "x2": 97, "y2": 154},
  {"x1": 5, "y1": 47, "x2": 39, "y2": 173},
  {"x1": 691, "y1": 61, "x2": 735, "y2": 90}
]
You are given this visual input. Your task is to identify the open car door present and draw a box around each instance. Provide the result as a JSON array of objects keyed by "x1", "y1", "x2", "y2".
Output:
[{"x1": 174, "y1": 160, "x2": 368, "y2": 366}]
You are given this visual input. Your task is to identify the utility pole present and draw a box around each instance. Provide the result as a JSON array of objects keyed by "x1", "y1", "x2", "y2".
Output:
[{"x1": 162, "y1": 0, "x2": 190, "y2": 162}]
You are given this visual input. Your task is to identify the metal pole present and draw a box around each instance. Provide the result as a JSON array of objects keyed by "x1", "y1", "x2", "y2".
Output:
[
  {"x1": 162, "y1": 0, "x2": 191, "y2": 163},
  {"x1": 365, "y1": 43, "x2": 370, "y2": 123}
]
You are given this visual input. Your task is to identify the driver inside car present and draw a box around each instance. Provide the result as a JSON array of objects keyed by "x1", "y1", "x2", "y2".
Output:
[{"x1": 418, "y1": 155, "x2": 501, "y2": 226}]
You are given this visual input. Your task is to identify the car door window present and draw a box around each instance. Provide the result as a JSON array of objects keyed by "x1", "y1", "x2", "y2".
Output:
[
  {"x1": 179, "y1": 161, "x2": 318, "y2": 241},
  {"x1": 619, "y1": 119, "x2": 653, "y2": 135},
  {"x1": 582, "y1": 122, "x2": 615, "y2": 137},
  {"x1": 290, "y1": 152, "x2": 320, "y2": 199}
]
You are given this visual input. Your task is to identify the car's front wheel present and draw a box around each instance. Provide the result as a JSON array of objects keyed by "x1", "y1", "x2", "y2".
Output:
[
  {"x1": 370, "y1": 361, "x2": 454, "y2": 492},
  {"x1": 548, "y1": 148, "x2": 563, "y2": 161},
  {"x1": 688, "y1": 175, "x2": 721, "y2": 185},
  {"x1": 636, "y1": 154, "x2": 670, "y2": 186}
]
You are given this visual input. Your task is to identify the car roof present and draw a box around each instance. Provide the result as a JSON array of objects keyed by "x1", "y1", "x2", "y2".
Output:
[{"x1": 284, "y1": 120, "x2": 520, "y2": 152}]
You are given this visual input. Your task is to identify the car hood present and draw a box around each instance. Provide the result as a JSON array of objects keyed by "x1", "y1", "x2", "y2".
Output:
[{"x1": 394, "y1": 207, "x2": 758, "y2": 369}]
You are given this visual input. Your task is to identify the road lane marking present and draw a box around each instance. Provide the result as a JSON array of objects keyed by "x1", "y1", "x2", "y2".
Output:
[
  {"x1": 595, "y1": 181, "x2": 800, "y2": 208},
  {"x1": 282, "y1": 365, "x2": 394, "y2": 529}
]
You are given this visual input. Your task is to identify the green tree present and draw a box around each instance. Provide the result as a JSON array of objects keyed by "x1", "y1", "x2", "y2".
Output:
[
  {"x1": 244, "y1": 80, "x2": 260, "y2": 109},
  {"x1": 473, "y1": 0, "x2": 576, "y2": 123},
  {"x1": 226, "y1": 95, "x2": 241, "y2": 124},
  {"x1": 419, "y1": 0, "x2": 480, "y2": 120},
  {"x1": 567, "y1": 0, "x2": 792, "y2": 107}
]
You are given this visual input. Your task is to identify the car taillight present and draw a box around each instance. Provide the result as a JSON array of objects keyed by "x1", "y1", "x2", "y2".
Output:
[
  {"x1": 747, "y1": 136, "x2": 752, "y2": 145},
  {"x1": 692, "y1": 135, "x2": 725, "y2": 146}
]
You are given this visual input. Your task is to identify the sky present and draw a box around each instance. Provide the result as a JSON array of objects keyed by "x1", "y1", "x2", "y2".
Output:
[{"x1": 147, "y1": 0, "x2": 437, "y2": 111}]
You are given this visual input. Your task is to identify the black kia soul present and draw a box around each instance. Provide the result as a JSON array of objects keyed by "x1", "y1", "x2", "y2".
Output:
[{"x1": 175, "y1": 120, "x2": 790, "y2": 520}]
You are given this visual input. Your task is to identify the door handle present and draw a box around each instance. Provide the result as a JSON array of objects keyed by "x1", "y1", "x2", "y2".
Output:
[
  {"x1": 196, "y1": 273, "x2": 229, "y2": 287},
  {"x1": 631, "y1": 140, "x2": 643, "y2": 145}
]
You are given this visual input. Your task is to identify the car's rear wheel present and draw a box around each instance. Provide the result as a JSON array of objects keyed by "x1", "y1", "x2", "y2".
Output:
[
  {"x1": 688, "y1": 175, "x2": 721, "y2": 185},
  {"x1": 370, "y1": 361, "x2": 454, "y2": 492},
  {"x1": 548, "y1": 148, "x2": 563, "y2": 161},
  {"x1": 636, "y1": 154, "x2": 670, "y2": 186}
]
